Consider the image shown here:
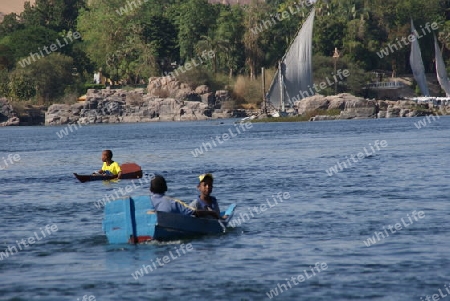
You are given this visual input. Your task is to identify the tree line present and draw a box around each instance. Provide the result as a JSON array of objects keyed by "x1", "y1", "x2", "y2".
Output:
[{"x1": 0, "y1": 0, "x2": 449, "y2": 103}]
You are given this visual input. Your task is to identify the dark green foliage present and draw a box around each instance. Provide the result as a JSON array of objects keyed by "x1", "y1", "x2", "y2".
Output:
[
  {"x1": 21, "y1": 0, "x2": 87, "y2": 32},
  {"x1": 8, "y1": 54, "x2": 75, "y2": 102},
  {"x1": 176, "y1": 0, "x2": 219, "y2": 59},
  {"x1": 0, "y1": 69, "x2": 10, "y2": 96},
  {"x1": 176, "y1": 67, "x2": 229, "y2": 92},
  {"x1": 139, "y1": 15, "x2": 179, "y2": 74},
  {"x1": 0, "y1": 0, "x2": 449, "y2": 103},
  {"x1": 0, "y1": 13, "x2": 24, "y2": 39},
  {"x1": 5, "y1": 26, "x2": 60, "y2": 62},
  {"x1": 0, "y1": 44, "x2": 15, "y2": 70}
]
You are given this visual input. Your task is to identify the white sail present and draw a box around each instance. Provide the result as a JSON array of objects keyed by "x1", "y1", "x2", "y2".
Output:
[
  {"x1": 434, "y1": 35, "x2": 450, "y2": 97},
  {"x1": 266, "y1": 8, "x2": 315, "y2": 111},
  {"x1": 410, "y1": 19, "x2": 430, "y2": 96}
]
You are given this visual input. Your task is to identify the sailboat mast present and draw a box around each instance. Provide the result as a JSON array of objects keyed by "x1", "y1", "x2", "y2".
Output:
[{"x1": 278, "y1": 61, "x2": 285, "y2": 112}]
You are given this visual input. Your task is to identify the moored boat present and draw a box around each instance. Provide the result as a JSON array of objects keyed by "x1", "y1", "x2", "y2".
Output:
[{"x1": 102, "y1": 195, "x2": 237, "y2": 244}]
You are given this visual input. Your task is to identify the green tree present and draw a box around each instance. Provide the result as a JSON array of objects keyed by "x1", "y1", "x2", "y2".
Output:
[
  {"x1": 139, "y1": 15, "x2": 179, "y2": 75},
  {"x1": 5, "y1": 26, "x2": 60, "y2": 62},
  {"x1": 214, "y1": 5, "x2": 245, "y2": 77},
  {"x1": 176, "y1": 0, "x2": 218, "y2": 60},
  {"x1": 0, "y1": 69, "x2": 10, "y2": 97},
  {"x1": 242, "y1": 0, "x2": 270, "y2": 79},
  {"x1": 0, "y1": 13, "x2": 24, "y2": 39},
  {"x1": 313, "y1": 54, "x2": 368, "y2": 96},
  {"x1": 77, "y1": 0, "x2": 136, "y2": 77},
  {"x1": 195, "y1": 35, "x2": 229, "y2": 73},
  {"x1": 0, "y1": 44, "x2": 15, "y2": 70},
  {"x1": 21, "y1": 0, "x2": 87, "y2": 32},
  {"x1": 8, "y1": 53, "x2": 75, "y2": 102}
]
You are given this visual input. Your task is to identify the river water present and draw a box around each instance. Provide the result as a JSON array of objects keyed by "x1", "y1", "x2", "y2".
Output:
[{"x1": 0, "y1": 116, "x2": 449, "y2": 301}]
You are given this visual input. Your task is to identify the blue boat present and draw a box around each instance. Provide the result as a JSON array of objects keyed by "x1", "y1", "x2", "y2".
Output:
[{"x1": 102, "y1": 195, "x2": 237, "y2": 244}]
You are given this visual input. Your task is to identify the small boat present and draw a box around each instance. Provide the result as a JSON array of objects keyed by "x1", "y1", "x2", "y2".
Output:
[
  {"x1": 102, "y1": 195, "x2": 237, "y2": 244},
  {"x1": 74, "y1": 162, "x2": 143, "y2": 183}
]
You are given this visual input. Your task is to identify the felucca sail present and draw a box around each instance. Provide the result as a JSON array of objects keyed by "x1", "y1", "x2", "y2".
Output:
[
  {"x1": 410, "y1": 19, "x2": 430, "y2": 96},
  {"x1": 434, "y1": 35, "x2": 450, "y2": 96},
  {"x1": 266, "y1": 8, "x2": 315, "y2": 111}
]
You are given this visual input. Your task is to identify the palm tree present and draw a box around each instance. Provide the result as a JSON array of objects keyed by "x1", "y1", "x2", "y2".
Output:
[{"x1": 195, "y1": 34, "x2": 229, "y2": 73}]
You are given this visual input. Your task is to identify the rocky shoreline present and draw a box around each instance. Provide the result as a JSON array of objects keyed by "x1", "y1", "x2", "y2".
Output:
[
  {"x1": 290, "y1": 93, "x2": 448, "y2": 121},
  {"x1": 45, "y1": 89, "x2": 249, "y2": 126},
  {"x1": 1, "y1": 78, "x2": 448, "y2": 127},
  {"x1": 45, "y1": 77, "x2": 252, "y2": 126}
]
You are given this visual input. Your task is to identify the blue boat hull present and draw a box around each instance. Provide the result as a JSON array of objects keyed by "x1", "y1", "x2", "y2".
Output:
[{"x1": 102, "y1": 195, "x2": 236, "y2": 244}]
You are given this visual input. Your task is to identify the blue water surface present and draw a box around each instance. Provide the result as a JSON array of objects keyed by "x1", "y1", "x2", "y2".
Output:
[{"x1": 0, "y1": 116, "x2": 449, "y2": 301}]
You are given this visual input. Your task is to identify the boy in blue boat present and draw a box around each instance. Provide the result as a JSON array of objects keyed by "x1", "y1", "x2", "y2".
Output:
[
  {"x1": 96, "y1": 149, "x2": 122, "y2": 179},
  {"x1": 150, "y1": 175, "x2": 195, "y2": 215},
  {"x1": 190, "y1": 173, "x2": 227, "y2": 219},
  {"x1": 150, "y1": 175, "x2": 219, "y2": 218}
]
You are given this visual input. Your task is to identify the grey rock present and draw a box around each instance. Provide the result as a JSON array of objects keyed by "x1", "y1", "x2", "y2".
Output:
[
  {"x1": 0, "y1": 116, "x2": 20, "y2": 126},
  {"x1": 201, "y1": 93, "x2": 215, "y2": 107},
  {"x1": 195, "y1": 85, "x2": 209, "y2": 94},
  {"x1": 295, "y1": 94, "x2": 330, "y2": 115}
]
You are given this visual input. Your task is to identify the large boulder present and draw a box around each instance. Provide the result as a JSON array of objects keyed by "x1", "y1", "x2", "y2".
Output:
[
  {"x1": 327, "y1": 97, "x2": 346, "y2": 110},
  {"x1": 45, "y1": 104, "x2": 72, "y2": 125},
  {"x1": 213, "y1": 90, "x2": 230, "y2": 109},
  {"x1": 295, "y1": 94, "x2": 329, "y2": 115},
  {"x1": 0, "y1": 116, "x2": 20, "y2": 126},
  {"x1": 195, "y1": 85, "x2": 209, "y2": 94},
  {"x1": 339, "y1": 98, "x2": 377, "y2": 119},
  {"x1": 294, "y1": 93, "x2": 378, "y2": 120},
  {"x1": 201, "y1": 92, "x2": 215, "y2": 107},
  {"x1": 0, "y1": 98, "x2": 17, "y2": 124},
  {"x1": 386, "y1": 106, "x2": 401, "y2": 118},
  {"x1": 147, "y1": 76, "x2": 196, "y2": 100}
]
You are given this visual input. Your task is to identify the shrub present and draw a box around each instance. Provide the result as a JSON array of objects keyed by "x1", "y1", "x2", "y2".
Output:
[
  {"x1": 176, "y1": 67, "x2": 229, "y2": 91},
  {"x1": 231, "y1": 75, "x2": 262, "y2": 106},
  {"x1": 84, "y1": 84, "x2": 105, "y2": 91}
]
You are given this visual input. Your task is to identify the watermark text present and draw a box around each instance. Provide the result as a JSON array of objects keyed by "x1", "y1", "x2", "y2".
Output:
[
  {"x1": 326, "y1": 139, "x2": 388, "y2": 176},
  {"x1": 19, "y1": 32, "x2": 81, "y2": 67},
  {"x1": 131, "y1": 243, "x2": 193, "y2": 280},
  {"x1": 0, "y1": 153, "x2": 21, "y2": 170},
  {"x1": 266, "y1": 262, "x2": 328, "y2": 299},
  {"x1": 377, "y1": 22, "x2": 438, "y2": 59},
  {"x1": 191, "y1": 121, "x2": 252, "y2": 157},
  {"x1": 363, "y1": 210, "x2": 425, "y2": 247},
  {"x1": 0, "y1": 224, "x2": 58, "y2": 261},
  {"x1": 229, "y1": 192, "x2": 290, "y2": 227}
]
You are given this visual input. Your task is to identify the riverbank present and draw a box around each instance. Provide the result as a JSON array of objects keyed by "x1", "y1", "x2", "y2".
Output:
[
  {"x1": 254, "y1": 93, "x2": 448, "y2": 122},
  {"x1": 2, "y1": 90, "x2": 448, "y2": 126}
]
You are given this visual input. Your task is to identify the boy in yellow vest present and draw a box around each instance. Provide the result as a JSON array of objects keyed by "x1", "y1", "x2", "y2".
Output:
[{"x1": 96, "y1": 150, "x2": 122, "y2": 179}]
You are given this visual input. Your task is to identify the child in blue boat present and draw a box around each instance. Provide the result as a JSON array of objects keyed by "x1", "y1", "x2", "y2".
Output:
[
  {"x1": 150, "y1": 175, "x2": 195, "y2": 215},
  {"x1": 149, "y1": 175, "x2": 219, "y2": 218},
  {"x1": 190, "y1": 173, "x2": 227, "y2": 219},
  {"x1": 96, "y1": 149, "x2": 122, "y2": 179}
]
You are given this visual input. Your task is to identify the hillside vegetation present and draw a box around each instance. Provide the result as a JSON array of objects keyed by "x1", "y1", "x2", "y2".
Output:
[{"x1": 0, "y1": 0, "x2": 449, "y2": 106}]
